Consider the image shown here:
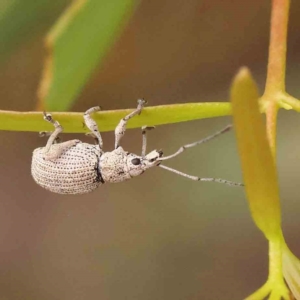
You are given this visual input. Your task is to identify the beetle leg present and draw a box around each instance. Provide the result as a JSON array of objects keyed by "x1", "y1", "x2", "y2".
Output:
[
  {"x1": 84, "y1": 106, "x2": 103, "y2": 151},
  {"x1": 115, "y1": 99, "x2": 146, "y2": 149},
  {"x1": 85, "y1": 132, "x2": 98, "y2": 145},
  {"x1": 42, "y1": 112, "x2": 63, "y2": 153},
  {"x1": 141, "y1": 126, "x2": 155, "y2": 157},
  {"x1": 39, "y1": 131, "x2": 61, "y2": 143},
  {"x1": 43, "y1": 140, "x2": 80, "y2": 161},
  {"x1": 41, "y1": 112, "x2": 78, "y2": 160}
]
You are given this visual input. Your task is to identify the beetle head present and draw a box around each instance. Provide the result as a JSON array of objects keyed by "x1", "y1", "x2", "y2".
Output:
[{"x1": 127, "y1": 150, "x2": 163, "y2": 177}]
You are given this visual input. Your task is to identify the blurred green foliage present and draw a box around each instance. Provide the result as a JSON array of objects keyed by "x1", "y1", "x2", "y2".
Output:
[
  {"x1": 0, "y1": 0, "x2": 69, "y2": 62},
  {"x1": 0, "y1": 0, "x2": 137, "y2": 111},
  {"x1": 39, "y1": 0, "x2": 138, "y2": 111}
]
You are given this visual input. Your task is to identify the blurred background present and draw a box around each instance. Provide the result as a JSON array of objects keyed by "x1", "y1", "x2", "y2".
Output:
[{"x1": 0, "y1": 0, "x2": 300, "y2": 299}]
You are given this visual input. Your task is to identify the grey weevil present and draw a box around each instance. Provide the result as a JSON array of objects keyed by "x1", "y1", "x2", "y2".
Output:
[{"x1": 31, "y1": 99, "x2": 243, "y2": 194}]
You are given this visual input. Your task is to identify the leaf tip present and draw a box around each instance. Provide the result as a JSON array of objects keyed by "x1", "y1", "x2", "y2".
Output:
[
  {"x1": 232, "y1": 66, "x2": 253, "y2": 88},
  {"x1": 231, "y1": 66, "x2": 260, "y2": 103},
  {"x1": 236, "y1": 66, "x2": 251, "y2": 78}
]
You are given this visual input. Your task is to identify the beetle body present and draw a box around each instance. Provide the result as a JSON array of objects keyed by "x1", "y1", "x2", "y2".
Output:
[
  {"x1": 32, "y1": 141, "x2": 103, "y2": 194},
  {"x1": 32, "y1": 138, "x2": 162, "y2": 194},
  {"x1": 31, "y1": 100, "x2": 243, "y2": 194}
]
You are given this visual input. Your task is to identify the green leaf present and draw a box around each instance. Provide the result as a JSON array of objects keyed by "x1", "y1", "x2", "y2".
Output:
[
  {"x1": 38, "y1": 0, "x2": 138, "y2": 111},
  {"x1": 0, "y1": 102, "x2": 231, "y2": 132},
  {"x1": 231, "y1": 67, "x2": 281, "y2": 240}
]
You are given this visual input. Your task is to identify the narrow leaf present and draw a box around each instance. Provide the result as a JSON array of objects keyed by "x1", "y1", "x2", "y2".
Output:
[
  {"x1": 38, "y1": 0, "x2": 138, "y2": 111},
  {"x1": 231, "y1": 67, "x2": 281, "y2": 240},
  {"x1": 283, "y1": 244, "x2": 300, "y2": 299},
  {"x1": 0, "y1": 102, "x2": 231, "y2": 133}
]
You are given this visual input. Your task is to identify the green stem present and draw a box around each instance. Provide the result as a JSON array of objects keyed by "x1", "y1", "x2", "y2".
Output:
[
  {"x1": 245, "y1": 282, "x2": 271, "y2": 300},
  {"x1": 267, "y1": 235, "x2": 290, "y2": 300},
  {"x1": 268, "y1": 237, "x2": 283, "y2": 283},
  {"x1": 279, "y1": 92, "x2": 300, "y2": 112},
  {"x1": 0, "y1": 102, "x2": 231, "y2": 133}
]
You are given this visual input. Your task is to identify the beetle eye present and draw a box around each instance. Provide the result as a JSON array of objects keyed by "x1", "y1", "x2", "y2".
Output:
[{"x1": 131, "y1": 158, "x2": 141, "y2": 165}]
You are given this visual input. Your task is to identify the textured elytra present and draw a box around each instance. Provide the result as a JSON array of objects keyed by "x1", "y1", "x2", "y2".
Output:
[{"x1": 31, "y1": 141, "x2": 102, "y2": 194}]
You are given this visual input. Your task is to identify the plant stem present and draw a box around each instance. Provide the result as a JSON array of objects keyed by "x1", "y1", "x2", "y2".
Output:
[
  {"x1": 0, "y1": 102, "x2": 231, "y2": 133},
  {"x1": 263, "y1": 0, "x2": 290, "y2": 157},
  {"x1": 268, "y1": 237, "x2": 283, "y2": 283},
  {"x1": 245, "y1": 282, "x2": 271, "y2": 300},
  {"x1": 265, "y1": 100, "x2": 279, "y2": 158},
  {"x1": 267, "y1": 236, "x2": 290, "y2": 299},
  {"x1": 280, "y1": 92, "x2": 300, "y2": 112},
  {"x1": 265, "y1": 0, "x2": 289, "y2": 95}
]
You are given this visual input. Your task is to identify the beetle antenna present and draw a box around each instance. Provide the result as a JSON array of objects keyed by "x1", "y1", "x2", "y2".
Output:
[
  {"x1": 159, "y1": 124, "x2": 232, "y2": 161},
  {"x1": 159, "y1": 164, "x2": 244, "y2": 187}
]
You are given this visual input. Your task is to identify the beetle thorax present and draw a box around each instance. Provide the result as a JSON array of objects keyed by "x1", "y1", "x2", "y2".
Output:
[{"x1": 99, "y1": 147, "x2": 163, "y2": 183}]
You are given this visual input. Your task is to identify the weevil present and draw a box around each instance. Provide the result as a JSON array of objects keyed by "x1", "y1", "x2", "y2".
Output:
[{"x1": 31, "y1": 99, "x2": 243, "y2": 194}]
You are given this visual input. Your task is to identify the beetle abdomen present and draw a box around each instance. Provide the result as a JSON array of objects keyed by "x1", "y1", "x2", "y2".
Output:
[{"x1": 31, "y1": 141, "x2": 102, "y2": 194}]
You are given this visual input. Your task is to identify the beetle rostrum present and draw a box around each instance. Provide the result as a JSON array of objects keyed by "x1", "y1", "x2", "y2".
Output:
[{"x1": 31, "y1": 99, "x2": 243, "y2": 194}]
